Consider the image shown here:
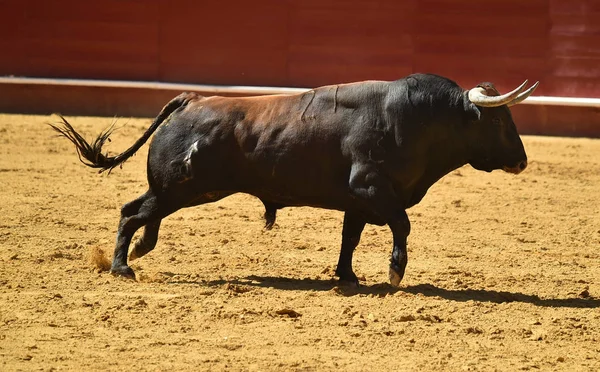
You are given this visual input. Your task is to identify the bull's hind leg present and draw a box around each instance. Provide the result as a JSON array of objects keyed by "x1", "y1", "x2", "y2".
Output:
[
  {"x1": 129, "y1": 191, "x2": 232, "y2": 259},
  {"x1": 111, "y1": 188, "x2": 234, "y2": 279},
  {"x1": 111, "y1": 191, "x2": 164, "y2": 279}
]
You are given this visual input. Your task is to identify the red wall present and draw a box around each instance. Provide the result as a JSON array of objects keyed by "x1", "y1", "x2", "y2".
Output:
[{"x1": 2, "y1": 0, "x2": 600, "y2": 97}]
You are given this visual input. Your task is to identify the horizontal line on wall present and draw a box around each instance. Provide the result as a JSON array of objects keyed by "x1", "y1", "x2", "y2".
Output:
[
  {"x1": 3, "y1": 76, "x2": 600, "y2": 107},
  {"x1": 0, "y1": 77, "x2": 308, "y2": 96}
]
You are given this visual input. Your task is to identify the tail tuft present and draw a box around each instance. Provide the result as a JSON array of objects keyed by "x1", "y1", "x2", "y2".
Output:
[
  {"x1": 49, "y1": 114, "x2": 119, "y2": 173},
  {"x1": 49, "y1": 92, "x2": 199, "y2": 174}
]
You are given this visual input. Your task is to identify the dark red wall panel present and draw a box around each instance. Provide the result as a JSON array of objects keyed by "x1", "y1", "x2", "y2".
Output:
[
  {"x1": 157, "y1": 0, "x2": 289, "y2": 86},
  {"x1": 548, "y1": 0, "x2": 600, "y2": 97},
  {"x1": 287, "y1": 1, "x2": 415, "y2": 86},
  {"x1": 2, "y1": 0, "x2": 160, "y2": 80},
  {"x1": 0, "y1": 1, "x2": 27, "y2": 75}
]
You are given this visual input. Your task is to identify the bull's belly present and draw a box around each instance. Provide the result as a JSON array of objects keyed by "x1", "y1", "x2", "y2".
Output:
[
  {"x1": 230, "y1": 156, "x2": 351, "y2": 205},
  {"x1": 245, "y1": 186, "x2": 386, "y2": 226},
  {"x1": 250, "y1": 189, "x2": 350, "y2": 210}
]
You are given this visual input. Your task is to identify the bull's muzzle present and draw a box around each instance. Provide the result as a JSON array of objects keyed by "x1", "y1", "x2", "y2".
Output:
[{"x1": 503, "y1": 160, "x2": 527, "y2": 174}]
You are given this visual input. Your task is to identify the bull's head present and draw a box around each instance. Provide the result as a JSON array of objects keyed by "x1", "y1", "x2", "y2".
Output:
[{"x1": 463, "y1": 80, "x2": 538, "y2": 174}]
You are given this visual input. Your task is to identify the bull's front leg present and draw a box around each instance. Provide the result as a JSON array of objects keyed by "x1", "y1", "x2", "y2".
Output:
[
  {"x1": 335, "y1": 212, "x2": 366, "y2": 286},
  {"x1": 348, "y1": 163, "x2": 410, "y2": 287},
  {"x1": 387, "y1": 211, "x2": 410, "y2": 287}
]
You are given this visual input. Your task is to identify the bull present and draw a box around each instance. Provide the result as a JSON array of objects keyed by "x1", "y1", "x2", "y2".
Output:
[{"x1": 51, "y1": 73, "x2": 537, "y2": 286}]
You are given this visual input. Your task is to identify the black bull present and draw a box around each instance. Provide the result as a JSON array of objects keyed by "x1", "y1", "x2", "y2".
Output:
[{"x1": 51, "y1": 73, "x2": 537, "y2": 286}]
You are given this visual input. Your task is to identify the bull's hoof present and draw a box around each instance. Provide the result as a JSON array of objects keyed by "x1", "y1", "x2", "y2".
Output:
[
  {"x1": 129, "y1": 240, "x2": 152, "y2": 261},
  {"x1": 110, "y1": 265, "x2": 136, "y2": 280},
  {"x1": 128, "y1": 249, "x2": 139, "y2": 261},
  {"x1": 335, "y1": 268, "x2": 359, "y2": 288},
  {"x1": 389, "y1": 266, "x2": 404, "y2": 287},
  {"x1": 338, "y1": 278, "x2": 360, "y2": 288}
]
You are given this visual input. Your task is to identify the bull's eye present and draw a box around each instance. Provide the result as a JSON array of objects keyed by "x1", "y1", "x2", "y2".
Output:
[{"x1": 492, "y1": 117, "x2": 502, "y2": 126}]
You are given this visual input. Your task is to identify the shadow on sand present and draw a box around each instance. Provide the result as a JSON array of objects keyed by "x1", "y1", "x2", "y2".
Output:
[{"x1": 168, "y1": 274, "x2": 599, "y2": 309}]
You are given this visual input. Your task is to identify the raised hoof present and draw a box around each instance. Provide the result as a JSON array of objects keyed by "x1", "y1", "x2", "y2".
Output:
[
  {"x1": 129, "y1": 240, "x2": 152, "y2": 261},
  {"x1": 389, "y1": 266, "x2": 403, "y2": 287},
  {"x1": 128, "y1": 249, "x2": 139, "y2": 261},
  {"x1": 110, "y1": 265, "x2": 136, "y2": 280}
]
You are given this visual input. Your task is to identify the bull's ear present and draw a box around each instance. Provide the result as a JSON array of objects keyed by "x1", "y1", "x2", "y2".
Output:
[{"x1": 463, "y1": 96, "x2": 481, "y2": 121}]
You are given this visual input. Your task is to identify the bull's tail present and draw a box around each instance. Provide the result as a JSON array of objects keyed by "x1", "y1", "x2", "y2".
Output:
[{"x1": 49, "y1": 92, "x2": 198, "y2": 173}]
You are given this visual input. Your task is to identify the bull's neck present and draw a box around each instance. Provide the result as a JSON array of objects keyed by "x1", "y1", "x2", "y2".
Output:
[
  {"x1": 404, "y1": 123, "x2": 470, "y2": 207},
  {"x1": 431, "y1": 121, "x2": 470, "y2": 175}
]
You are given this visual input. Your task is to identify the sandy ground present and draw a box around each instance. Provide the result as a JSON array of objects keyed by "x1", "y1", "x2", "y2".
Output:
[{"x1": 0, "y1": 113, "x2": 599, "y2": 371}]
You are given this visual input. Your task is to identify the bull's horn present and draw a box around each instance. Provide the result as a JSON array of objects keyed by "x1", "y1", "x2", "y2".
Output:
[
  {"x1": 468, "y1": 80, "x2": 528, "y2": 107},
  {"x1": 508, "y1": 81, "x2": 539, "y2": 106}
]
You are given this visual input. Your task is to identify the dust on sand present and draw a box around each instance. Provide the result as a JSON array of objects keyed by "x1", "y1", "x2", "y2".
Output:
[
  {"x1": 0, "y1": 114, "x2": 599, "y2": 371},
  {"x1": 88, "y1": 246, "x2": 111, "y2": 272}
]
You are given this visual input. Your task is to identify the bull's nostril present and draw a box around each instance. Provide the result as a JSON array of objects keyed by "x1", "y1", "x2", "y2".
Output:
[{"x1": 519, "y1": 161, "x2": 527, "y2": 170}]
